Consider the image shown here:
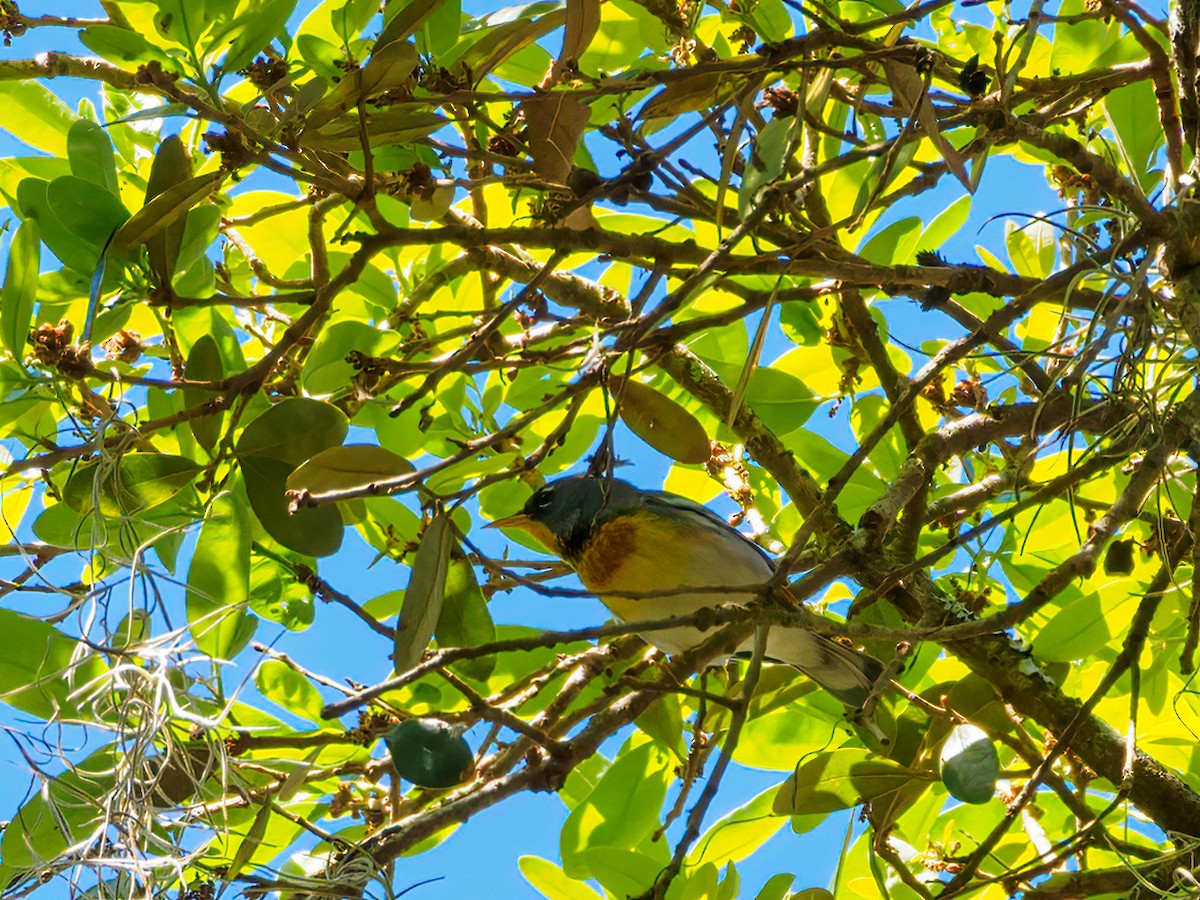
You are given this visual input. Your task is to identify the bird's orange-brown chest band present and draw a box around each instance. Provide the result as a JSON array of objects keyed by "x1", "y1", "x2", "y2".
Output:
[{"x1": 574, "y1": 515, "x2": 640, "y2": 591}]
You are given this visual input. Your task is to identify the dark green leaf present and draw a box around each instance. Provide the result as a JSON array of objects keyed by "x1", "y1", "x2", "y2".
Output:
[
  {"x1": 46, "y1": 175, "x2": 130, "y2": 250},
  {"x1": 32, "y1": 501, "x2": 87, "y2": 549},
  {"x1": 304, "y1": 41, "x2": 419, "y2": 129},
  {"x1": 66, "y1": 120, "x2": 118, "y2": 194},
  {"x1": 738, "y1": 116, "x2": 800, "y2": 218},
  {"x1": 16, "y1": 178, "x2": 102, "y2": 275},
  {"x1": 221, "y1": 0, "x2": 300, "y2": 73},
  {"x1": 63, "y1": 454, "x2": 201, "y2": 517},
  {"x1": 437, "y1": 556, "x2": 496, "y2": 680},
  {"x1": 613, "y1": 375, "x2": 711, "y2": 464},
  {"x1": 185, "y1": 334, "x2": 224, "y2": 452},
  {"x1": 236, "y1": 398, "x2": 349, "y2": 467},
  {"x1": 377, "y1": 0, "x2": 450, "y2": 50},
  {"x1": 286, "y1": 444, "x2": 414, "y2": 495},
  {"x1": 394, "y1": 513, "x2": 453, "y2": 671},
  {"x1": 241, "y1": 454, "x2": 345, "y2": 557},
  {"x1": 640, "y1": 72, "x2": 759, "y2": 124},
  {"x1": 302, "y1": 110, "x2": 448, "y2": 151},
  {"x1": 2, "y1": 219, "x2": 39, "y2": 370},
  {"x1": 772, "y1": 749, "x2": 920, "y2": 815},
  {"x1": 144, "y1": 136, "x2": 195, "y2": 286},
  {"x1": 112, "y1": 171, "x2": 223, "y2": 253}
]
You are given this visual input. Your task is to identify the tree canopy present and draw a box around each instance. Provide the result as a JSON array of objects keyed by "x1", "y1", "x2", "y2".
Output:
[{"x1": 1, "y1": 0, "x2": 1199, "y2": 897}]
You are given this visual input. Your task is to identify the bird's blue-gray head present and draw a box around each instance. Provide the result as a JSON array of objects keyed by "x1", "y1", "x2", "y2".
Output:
[{"x1": 491, "y1": 475, "x2": 639, "y2": 558}]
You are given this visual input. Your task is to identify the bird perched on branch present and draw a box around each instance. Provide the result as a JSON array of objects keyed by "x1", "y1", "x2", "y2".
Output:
[{"x1": 491, "y1": 475, "x2": 883, "y2": 708}]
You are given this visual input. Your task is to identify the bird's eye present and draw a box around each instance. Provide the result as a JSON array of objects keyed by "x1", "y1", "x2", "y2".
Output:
[{"x1": 533, "y1": 488, "x2": 554, "y2": 509}]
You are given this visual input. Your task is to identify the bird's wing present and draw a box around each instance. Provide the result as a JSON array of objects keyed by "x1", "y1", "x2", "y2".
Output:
[
  {"x1": 637, "y1": 490, "x2": 777, "y2": 569},
  {"x1": 641, "y1": 490, "x2": 883, "y2": 707}
]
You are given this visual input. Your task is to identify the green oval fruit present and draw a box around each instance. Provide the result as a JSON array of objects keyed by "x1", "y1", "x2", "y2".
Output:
[{"x1": 384, "y1": 719, "x2": 475, "y2": 789}]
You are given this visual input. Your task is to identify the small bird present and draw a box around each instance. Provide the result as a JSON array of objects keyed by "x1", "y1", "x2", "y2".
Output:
[{"x1": 491, "y1": 475, "x2": 883, "y2": 708}]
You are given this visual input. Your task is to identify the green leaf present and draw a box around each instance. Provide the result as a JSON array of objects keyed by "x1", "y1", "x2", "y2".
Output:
[
  {"x1": 185, "y1": 334, "x2": 224, "y2": 452},
  {"x1": 15, "y1": 178, "x2": 116, "y2": 275},
  {"x1": 2, "y1": 219, "x2": 40, "y2": 370},
  {"x1": 226, "y1": 803, "x2": 273, "y2": 882},
  {"x1": 436, "y1": 556, "x2": 496, "y2": 680},
  {"x1": 613, "y1": 375, "x2": 711, "y2": 464},
  {"x1": 634, "y1": 693, "x2": 686, "y2": 758},
  {"x1": 255, "y1": 659, "x2": 326, "y2": 723},
  {"x1": 0, "y1": 747, "x2": 116, "y2": 871},
  {"x1": 939, "y1": 724, "x2": 999, "y2": 805},
  {"x1": 304, "y1": 41, "x2": 420, "y2": 130},
  {"x1": 0, "y1": 82, "x2": 77, "y2": 156},
  {"x1": 378, "y1": 0, "x2": 452, "y2": 50},
  {"x1": 738, "y1": 116, "x2": 801, "y2": 218},
  {"x1": 63, "y1": 454, "x2": 201, "y2": 517},
  {"x1": 1104, "y1": 81, "x2": 1162, "y2": 181},
  {"x1": 66, "y1": 120, "x2": 118, "y2": 194},
  {"x1": 394, "y1": 513, "x2": 454, "y2": 671},
  {"x1": 688, "y1": 787, "x2": 785, "y2": 868},
  {"x1": 753, "y1": 873, "x2": 796, "y2": 900},
  {"x1": 918, "y1": 194, "x2": 971, "y2": 252},
  {"x1": 578, "y1": 847, "x2": 665, "y2": 899},
  {"x1": 519, "y1": 856, "x2": 604, "y2": 900},
  {"x1": 561, "y1": 740, "x2": 671, "y2": 876},
  {"x1": 241, "y1": 454, "x2": 345, "y2": 557},
  {"x1": 302, "y1": 110, "x2": 448, "y2": 151},
  {"x1": 79, "y1": 24, "x2": 175, "y2": 68},
  {"x1": 286, "y1": 444, "x2": 414, "y2": 496},
  {"x1": 443, "y1": 6, "x2": 564, "y2": 78},
  {"x1": 111, "y1": 171, "x2": 223, "y2": 253},
  {"x1": 1005, "y1": 219, "x2": 1055, "y2": 279},
  {"x1": 152, "y1": 0, "x2": 206, "y2": 51},
  {"x1": 0, "y1": 609, "x2": 108, "y2": 719},
  {"x1": 236, "y1": 398, "x2": 349, "y2": 467},
  {"x1": 187, "y1": 489, "x2": 255, "y2": 660},
  {"x1": 46, "y1": 175, "x2": 130, "y2": 250},
  {"x1": 143, "y1": 136, "x2": 195, "y2": 286},
  {"x1": 302, "y1": 319, "x2": 402, "y2": 394},
  {"x1": 859, "y1": 216, "x2": 922, "y2": 266},
  {"x1": 32, "y1": 501, "x2": 87, "y2": 549},
  {"x1": 221, "y1": 0, "x2": 300, "y2": 73},
  {"x1": 384, "y1": 718, "x2": 475, "y2": 788},
  {"x1": 1035, "y1": 588, "x2": 1135, "y2": 662},
  {"x1": 640, "y1": 72, "x2": 758, "y2": 125},
  {"x1": 772, "y1": 749, "x2": 920, "y2": 815}
]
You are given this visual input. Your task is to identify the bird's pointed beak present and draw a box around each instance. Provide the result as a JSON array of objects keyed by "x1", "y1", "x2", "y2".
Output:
[
  {"x1": 485, "y1": 513, "x2": 557, "y2": 553},
  {"x1": 486, "y1": 513, "x2": 533, "y2": 531}
]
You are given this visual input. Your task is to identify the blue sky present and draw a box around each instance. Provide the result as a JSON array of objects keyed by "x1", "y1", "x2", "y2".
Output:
[{"x1": 0, "y1": 1, "x2": 1070, "y2": 897}]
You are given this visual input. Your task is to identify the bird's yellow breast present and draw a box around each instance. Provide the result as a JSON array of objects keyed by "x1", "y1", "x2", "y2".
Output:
[{"x1": 574, "y1": 511, "x2": 770, "y2": 629}]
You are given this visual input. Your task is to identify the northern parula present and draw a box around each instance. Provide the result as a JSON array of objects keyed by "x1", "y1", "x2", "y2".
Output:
[{"x1": 492, "y1": 475, "x2": 883, "y2": 708}]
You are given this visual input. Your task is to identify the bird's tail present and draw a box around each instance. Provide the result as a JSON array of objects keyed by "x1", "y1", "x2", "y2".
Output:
[{"x1": 763, "y1": 629, "x2": 885, "y2": 709}]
